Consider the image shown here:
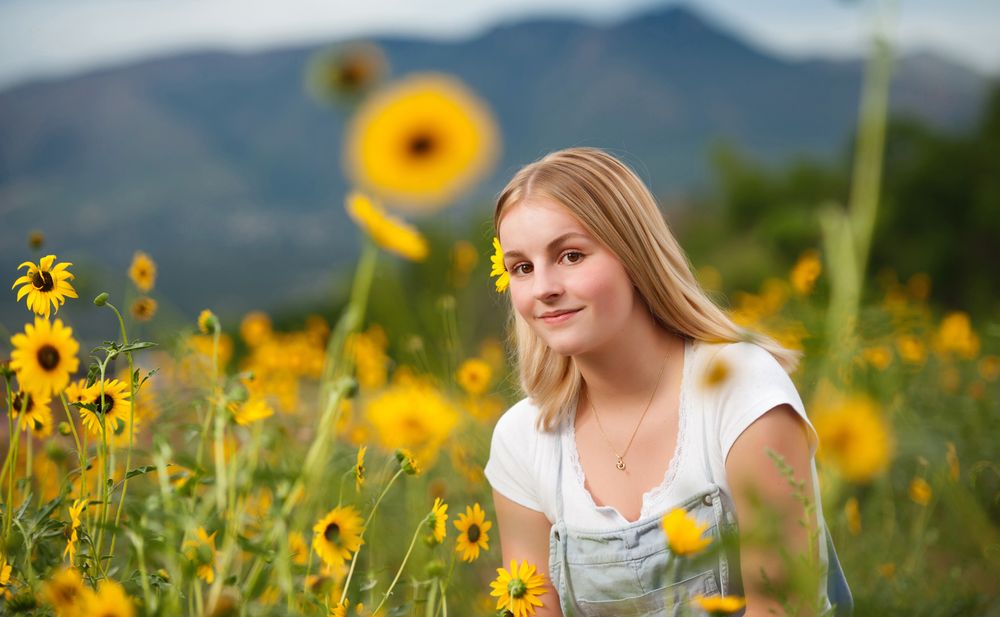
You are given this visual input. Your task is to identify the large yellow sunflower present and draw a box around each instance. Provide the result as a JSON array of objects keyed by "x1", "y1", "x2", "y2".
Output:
[
  {"x1": 453, "y1": 503, "x2": 492, "y2": 562},
  {"x1": 10, "y1": 317, "x2": 79, "y2": 398},
  {"x1": 312, "y1": 506, "x2": 365, "y2": 569},
  {"x1": 344, "y1": 73, "x2": 499, "y2": 212},
  {"x1": 346, "y1": 191, "x2": 429, "y2": 261},
  {"x1": 78, "y1": 379, "x2": 132, "y2": 437},
  {"x1": 489, "y1": 559, "x2": 547, "y2": 617},
  {"x1": 12, "y1": 254, "x2": 78, "y2": 318}
]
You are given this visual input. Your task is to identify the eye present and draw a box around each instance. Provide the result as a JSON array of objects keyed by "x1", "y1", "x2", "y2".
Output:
[
  {"x1": 561, "y1": 251, "x2": 584, "y2": 264},
  {"x1": 511, "y1": 262, "x2": 533, "y2": 275}
]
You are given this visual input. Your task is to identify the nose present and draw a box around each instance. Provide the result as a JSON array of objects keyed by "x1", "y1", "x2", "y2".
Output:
[{"x1": 532, "y1": 263, "x2": 563, "y2": 301}]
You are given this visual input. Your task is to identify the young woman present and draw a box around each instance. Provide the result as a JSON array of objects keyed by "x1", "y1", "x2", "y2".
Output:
[{"x1": 484, "y1": 147, "x2": 850, "y2": 616}]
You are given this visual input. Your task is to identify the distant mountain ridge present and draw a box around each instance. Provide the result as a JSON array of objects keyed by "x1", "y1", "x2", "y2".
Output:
[{"x1": 0, "y1": 5, "x2": 990, "y2": 335}]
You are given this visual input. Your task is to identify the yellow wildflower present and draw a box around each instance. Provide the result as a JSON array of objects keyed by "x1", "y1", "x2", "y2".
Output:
[
  {"x1": 935, "y1": 312, "x2": 980, "y2": 359},
  {"x1": 489, "y1": 559, "x2": 547, "y2": 617},
  {"x1": 453, "y1": 503, "x2": 492, "y2": 562},
  {"x1": 490, "y1": 237, "x2": 509, "y2": 292},
  {"x1": 813, "y1": 393, "x2": 893, "y2": 483},
  {"x1": 343, "y1": 73, "x2": 499, "y2": 211},
  {"x1": 128, "y1": 251, "x2": 156, "y2": 292},
  {"x1": 10, "y1": 316, "x2": 79, "y2": 398},
  {"x1": 909, "y1": 477, "x2": 932, "y2": 506},
  {"x1": 12, "y1": 254, "x2": 78, "y2": 318},
  {"x1": 661, "y1": 508, "x2": 712, "y2": 556},
  {"x1": 691, "y1": 594, "x2": 747, "y2": 615},
  {"x1": 456, "y1": 358, "x2": 492, "y2": 396},
  {"x1": 346, "y1": 191, "x2": 428, "y2": 261},
  {"x1": 790, "y1": 250, "x2": 822, "y2": 295}
]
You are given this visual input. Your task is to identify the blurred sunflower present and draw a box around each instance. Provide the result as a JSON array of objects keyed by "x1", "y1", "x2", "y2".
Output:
[
  {"x1": 789, "y1": 250, "x2": 822, "y2": 295},
  {"x1": 289, "y1": 531, "x2": 309, "y2": 566},
  {"x1": 0, "y1": 557, "x2": 10, "y2": 600},
  {"x1": 128, "y1": 251, "x2": 156, "y2": 292},
  {"x1": 64, "y1": 379, "x2": 94, "y2": 406},
  {"x1": 306, "y1": 42, "x2": 388, "y2": 104},
  {"x1": 344, "y1": 73, "x2": 499, "y2": 211},
  {"x1": 366, "y1": 380, "x2": 459, "y2": 468},
  {"x1": 346, "y1": 191, "x2": 429, "y2": 261},
  {"x1": 426, "y1": 497, "x2": 448, "y2": 545},
  {"x1": 28, "y1": 230, "x2": 45, "y2": 250},
  {"x1": 490, "y1": 559, "x2": 547, "y2": 617},
  {"x1": 12, "y1": 255, "x2": 78, "y2": 318},
  {"x1": 453, "y1": 503, "x2": 492, "y2": 562},
  {"x1": 10, "y1": 316, "x2": 78, "y2": 399},
  {"x1": 78, "y1": 379, "x2": 131, "y2": 437},
  {"x1": 85, "y1": 579, "x2": 135, "y2": 617},
  {"x1": 130, "y1": 297, "x2": 157, "y2": 321},
  {"x1": 456, "y1": 358, "x2": 492, "y2": 396},
  {"x1": 42, "y1": 567, "x2": 92, "y2": 615},
  {"x1": 9, "y1": 389, "x2": 52, "y2": 433},
  {"x1": 240, "y1": 311, "x2": 273, "y2": 347},
  {"x1": 183, "y1": 527, "x2": 218, "y2": 584},
  {"x1": 813, "y1": 393, "x2": 893, "y2": 483},
  {"x1": 312, "y1": 506, "x2": 364, "y2": 569},
  {"x1": 197, "y1": 309, "x2": 217, "y2": 334},
  {"x1": 661, "y1": 508, "x2": 711, "y2": 556},
  {"x1": 228, "y1": 397, "x2": 274, "y2": 426}
]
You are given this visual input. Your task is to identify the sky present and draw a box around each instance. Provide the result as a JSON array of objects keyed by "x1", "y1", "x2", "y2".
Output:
[{"x1": 0, "y1": 0, "x2": 997, "y2": 90}]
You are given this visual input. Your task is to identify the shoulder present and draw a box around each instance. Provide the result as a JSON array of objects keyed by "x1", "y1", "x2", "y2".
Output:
[{"x1": 492, "y1": 397, "x2": 547, "y2": 440}]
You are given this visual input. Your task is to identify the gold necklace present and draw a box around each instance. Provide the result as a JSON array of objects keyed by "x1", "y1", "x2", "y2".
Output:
[{"x1": 587, "y1": 352, "x2": 669, "y2": 471}]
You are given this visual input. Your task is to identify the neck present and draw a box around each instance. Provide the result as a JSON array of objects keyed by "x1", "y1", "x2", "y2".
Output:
[{"x1": 574, "y1": 318, "x2": 682, "y2": 411}]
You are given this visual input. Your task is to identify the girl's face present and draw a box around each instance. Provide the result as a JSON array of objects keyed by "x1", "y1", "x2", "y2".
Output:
[{"x1": 497, "y1": 196, "x2": 642, "y2": 359}]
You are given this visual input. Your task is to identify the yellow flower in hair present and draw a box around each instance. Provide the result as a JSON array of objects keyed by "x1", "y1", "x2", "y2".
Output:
[
  {"x1": 490, "y1": 237, "x2": 509, "y2": 292},
  {"x1": 343, "y1": 73, "x2": 499, "y2": 211},
  {"x1": 346, "y1": 191, "x2": 429, "y2": 261},
  {"x1": 661, "y1": 507, "x2": 711, "y2": 556},
  {"x1": 12, "y1": 254, "x2": 78, "y2": 318}
]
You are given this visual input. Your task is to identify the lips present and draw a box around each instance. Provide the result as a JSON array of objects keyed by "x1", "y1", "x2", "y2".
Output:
[{"x1": 538, "y1": 308, "x2": 581, "y2": 323}]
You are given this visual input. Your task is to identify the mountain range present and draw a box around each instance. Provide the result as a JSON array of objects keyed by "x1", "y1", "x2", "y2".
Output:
[{"x1": 0, "y1": 5, "x2": 992, "y2": 338}]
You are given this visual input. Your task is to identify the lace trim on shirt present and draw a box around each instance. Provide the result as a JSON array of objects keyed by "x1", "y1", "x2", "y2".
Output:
[{"x1": 563, "y1": 339, "x2": 694, "y2": 522}]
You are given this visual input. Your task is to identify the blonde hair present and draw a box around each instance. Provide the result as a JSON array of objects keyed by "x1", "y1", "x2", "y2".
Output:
[{"x1": 494, "y1": 147, "x2": 800, "y2": 431}]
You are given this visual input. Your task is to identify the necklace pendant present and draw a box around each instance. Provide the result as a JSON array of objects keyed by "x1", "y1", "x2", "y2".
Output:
[{"x1": 616, "y1": 456, "x2": 626, "y2": 471}]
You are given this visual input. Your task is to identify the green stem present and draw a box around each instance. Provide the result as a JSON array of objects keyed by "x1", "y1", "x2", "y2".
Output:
[
  {"x1": 374, "y1": 514, "x2": 426, "y2": 615},
  {"x1": 339, "y1": 468, "x2": 405, "y2": 605},
  {"x1": 105, "y1": 301, "x2": 138, "y2": 562}
]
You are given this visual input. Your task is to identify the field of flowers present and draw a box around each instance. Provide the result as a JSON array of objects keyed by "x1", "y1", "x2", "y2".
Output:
[{"x1": 2, "y1": 37, "x2": 998, "y2": 617}]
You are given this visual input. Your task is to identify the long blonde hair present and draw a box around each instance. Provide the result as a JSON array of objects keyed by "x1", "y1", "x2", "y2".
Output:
[{"x1": 494, "y1": 147, "x2": 800, "y2": 431}]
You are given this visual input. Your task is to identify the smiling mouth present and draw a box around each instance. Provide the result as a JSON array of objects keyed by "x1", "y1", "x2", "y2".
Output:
[{"x1": 538, "y1": 309, "x2": 581, "y2": 322}]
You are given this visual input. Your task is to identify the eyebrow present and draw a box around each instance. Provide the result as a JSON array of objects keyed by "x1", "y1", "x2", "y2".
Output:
[{"x1": 503, "y1": 232, "x2": 591, "y2": 259}]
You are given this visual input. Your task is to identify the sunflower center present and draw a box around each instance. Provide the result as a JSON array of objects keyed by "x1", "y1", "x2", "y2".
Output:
[
  {"x1": 324, "y1": 522, "x2": 341, "y2": 543},
  {"x1": 339, "y1": 63, "x2": 364, "y2": 87},
  {"x1": 507, "y1": 578, "x2": 527, "y2": 599},
  {"x1": 53, "y1": 583, "x2": 78, "y2": 604},
  {"x1": 37, "y1": 344, "x2": 61, "y2": 371},
  {"x1": 467, "y1": 523, "x2": 481, "y2": 543},
  {"x1": 96, "y1": 393, "x2": 115, "y2": 416},
  {"x1": 31, "y1": 270, "x2": 55, "y2": 292},
  {"x1": 407, "y1": 132, "x2": 437, "y2": 159},
  {"x1": 12, "y1": 393, "x2": 29, "y2": 413}
]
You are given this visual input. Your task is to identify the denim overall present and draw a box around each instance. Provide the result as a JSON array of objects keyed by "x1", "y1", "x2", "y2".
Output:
[{"x1": 547, "y1": 403, "x2": 853, "y2": 616}]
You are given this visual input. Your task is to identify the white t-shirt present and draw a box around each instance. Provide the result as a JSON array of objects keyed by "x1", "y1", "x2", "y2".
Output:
[{"x1": 485, "y1": 339, "x2": 822, "y2": 531}]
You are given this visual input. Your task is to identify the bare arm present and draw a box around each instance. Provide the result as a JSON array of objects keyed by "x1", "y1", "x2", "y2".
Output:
[
  {"x1": 492, "y1": 489, "x2": 563, "y2": 617},
  {"x1": 725, "y1": 404, "x2": 817, "y2": 617}
]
